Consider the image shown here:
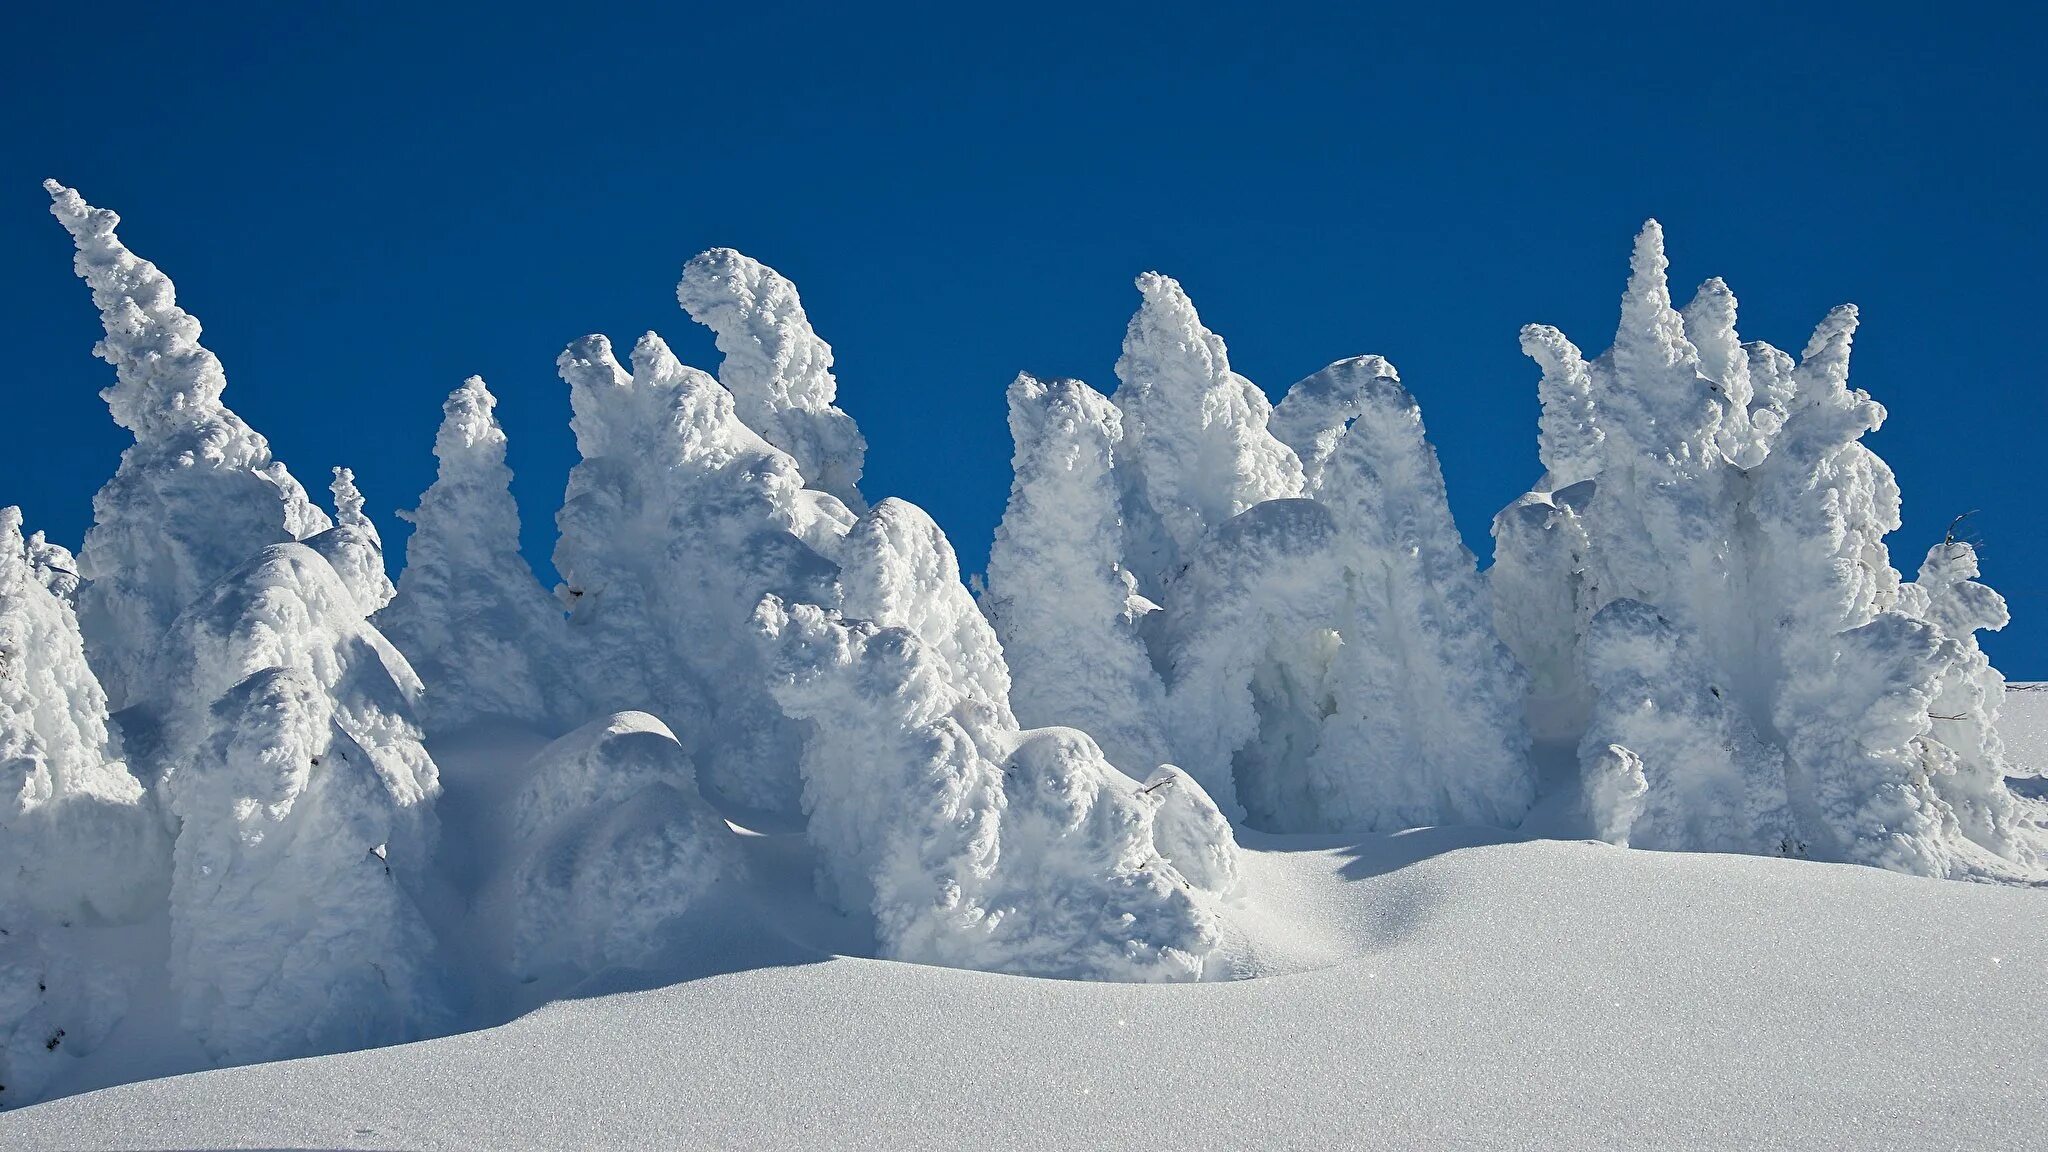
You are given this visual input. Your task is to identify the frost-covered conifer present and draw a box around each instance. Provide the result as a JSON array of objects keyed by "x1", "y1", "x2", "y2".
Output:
[
  {"x1": 489, "y1": 712, "x2": 740, "y2": 979},
  {"x1": 1488, "y1": 482, "x2": 1598, "y2": 738},
  {"x1": 1269, "y1": 355, "x2": 1400, "y2": 494},
  {"x1": 306, "y1": 468, "x2": 396, "y2": 617},
  {"x1": 677, "y1": 249, "x2": 867, "y2": 509},
  {"x1": 45, "y1": 183, "x2": 331, "y2": 708},
  {"x1": 1162, "y1": 499, "x2": 1347, "y2": 825},
  {"x1": 1305, "y1": 371, "x2": 1533, "y2": 833},
  {"x1": 1904, "y1": 541, "x2": 2040, "y2": 865},
  {"x1": 756, "y1": 592, "x2": 1235, "y2": 982},
  {"x1": 554, "y1": 332, "x2": 848, "y2": 816},
  {"x1": 379, "y1": 378, "x2": 570, "y2": 735},
  {"x1": 0, "y1": 508, "x2": 164, "y2": 1107},
  {"x1": 983, "y1": 374, "x2": 1172, "y2": 773},
  {"x1": 128, "y1": 543, "x2": 452, "y2": 1063},
  {"x1": 1112, "y1": 272, "x2": 1303, "y2": 599},
  {"x1": 1579, "y1": 599, "x2": 1795, "y2": 854}
]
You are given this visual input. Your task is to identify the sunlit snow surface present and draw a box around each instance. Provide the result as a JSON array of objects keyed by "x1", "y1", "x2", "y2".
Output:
[{"x1": 6, "y1": 691, "x2": 2044, "y2": 1151}]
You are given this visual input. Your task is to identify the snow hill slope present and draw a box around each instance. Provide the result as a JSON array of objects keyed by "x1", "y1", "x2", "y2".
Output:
[{"x1": 6, "y1": 691, "x2": 2046, "y2": 1151}]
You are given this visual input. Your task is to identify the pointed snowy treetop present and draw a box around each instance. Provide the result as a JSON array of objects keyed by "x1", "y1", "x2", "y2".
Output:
[
  {"x1": 1270, "y1": 355, "x2": 1401, "y2": 493},
  {"x1": 1520, "y1": 324, "x2": 1603, "y2": 486},
  {"x1": 678, "y1": 248, "x2": 868, "y2": 508},
  {"x1": 1681, "y1": 277, "x2": 1773, "y2": 468},
  {"x1": 304, "y1": 467, "x2": 395, "y2": 616},
  {"x1": 329, "y1": 467, "x2": 369, "y2": 528},
  {"x1": 434, "y1": 376, "x2": 509, "y2": 467},
  {"x1": 1611, "y1": 219, "x2": 1696, "y2": 376},
  {"x1": 1112, "y1": 271, "x2": 1304, "y2": 594},
  {"x1": 45, "y1": 181, "x2": 231, "y2": 437}
]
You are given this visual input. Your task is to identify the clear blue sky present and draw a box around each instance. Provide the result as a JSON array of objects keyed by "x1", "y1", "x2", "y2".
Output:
[{"x1": 4, "y1": 3, "x2": 2043, "y2": 672}]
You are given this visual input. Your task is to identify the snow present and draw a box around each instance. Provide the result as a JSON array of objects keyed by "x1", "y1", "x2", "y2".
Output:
[{"x1": 6, "y1": 785, "x2": 2046, "y2": 1149}]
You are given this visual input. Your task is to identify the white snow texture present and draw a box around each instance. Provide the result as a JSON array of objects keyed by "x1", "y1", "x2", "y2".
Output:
[{"x1": 3, "y1": 183, "x2": 2041, "y2": 1113}]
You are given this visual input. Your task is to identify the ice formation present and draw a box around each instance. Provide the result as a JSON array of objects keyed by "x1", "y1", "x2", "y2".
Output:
[
  {"x1": 756, "y1": 592, "x2": 1236, "y2": 981},
  {"x1": 487, "y1": 712, "x2": 740, "y2": 979},
  {"x1": 306, "y1": 468, "x2": 396, "y2": 617},
  {"x1": 127, "y1": 543, "x2": 452, "y2": 1064},
  {"x1": 1496, "y1": 221, "x2": 2042, "y2": 878},
  {"x1": 553, "y1": 332, "x2": 848, "y2": 817},
  {"x1": 677, "y1": 249, "x2": 867, "y2": 509},
  {"x1": 45, "y1": 182, "x2": 331, "y2": 709},
  {"x1": 985, "y1": 373, "x2": 1173, "y2": 775},
  {"x1": 379, "y1": 378, "x2": 570, "y2": 735}
]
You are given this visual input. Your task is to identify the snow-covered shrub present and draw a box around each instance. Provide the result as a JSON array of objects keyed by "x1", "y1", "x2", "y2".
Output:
[
  {"x1": 128, "y1": 543, "x2": 453, "y2": 1064},
  {"x1": 756, "y1": 593, "x2": 1234, "y2": 982},
  {"x1": 1268, "y1": 354, "x2": 1399, "y2": 493},
  {"x1": 0, "y1": 507, "x2": 164, "y2": 1107},
  {"x1": 45, "y1": 182, "x2": 331, "y2": 709},
  {"x1": 379, "y1": 377, "x2": 572, "y2": 735},
  {"x1": 488, "y1": 712, "x2": 741, "y2": 979},
  {"x1": 984, "y1": 373, "x2": 1173, "y2": 776},
  {"x1": 553, "y1": 331, "x2": 849, "y2": 816},
  {"x1": 677, "y1": 248, "x2": 868, "y2": 511}
]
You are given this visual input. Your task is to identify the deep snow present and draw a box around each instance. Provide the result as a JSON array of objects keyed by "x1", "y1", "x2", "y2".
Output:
[{"x1": 5, "y1": 689, "x2": 2044, "y2": 1151}]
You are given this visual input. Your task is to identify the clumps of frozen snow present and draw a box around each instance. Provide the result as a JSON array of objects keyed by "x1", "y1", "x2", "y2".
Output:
[
  {"x1": 486, "y1": 712, "x2": 741, "y2": 980},
  {"x1": 553, "y1": 331, "x2": 847, "y2": 817},
  {"x1": 45, "y1": 182, "x2": 331, "y2": 709},
  {"x1": 755, "y1": 592, "x2": 1235, "y2": 981},
  {"x1": 127, "y1": 543, "x2": 453, "y2": 1065},
  {"x1": 1268, "y1": 354, "x2": 1399, "y2": 493},
  {"x1": 1496, "y1": 220, "x2": 2045, "y2": 879},
  {"x1": 984, "y1": 373, "x2": 1173, "y2": 776},
  {"x1": 1112, "y1": 272, "x2": 1304, "y2": 599},
  {"x1": 378, "y1": 377, "x2": 573, "y2": 736},
  {"x1": 678, "y1": 249, "x2": 867, "y2": 510}
]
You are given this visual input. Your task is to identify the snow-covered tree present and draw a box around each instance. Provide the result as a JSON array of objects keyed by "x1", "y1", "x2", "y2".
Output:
[
  {"x1": 1161, "y1": 498, "x2": 1347, "y2": 825},
  {"x1": 1496, "y1": 222, "x2": 2042, "y2": 881},
  {"x1": 1304, "y1": 369, "x2": 1533, "y2": 833},
  {"x1": 128, "y1": 543, "x2": 452, "y2": 1064},
  {"x1": 1268, "y1": 354, "x2": 1399, "y2": 493},
  {"x1": 1112, "y1": 272, "x2": 1303, "y2": 600},
  {"x1": 756, "y1": 591, "x2": 1236, "y2": 982},
  {"x1": 677, "y1": 248, "x2": 867, "y2": 509},
  {"x1": 1903, "y1": 540, "x2": 2039, "y2": 865},
  {"x1": 306, "y1": 467, "x2": 396, "y2": 617},
  {"x1": 983, "y1": 374, "x2": 1173, "y2": 775},
  {"x1": 1578, "y1": 598, "x2": 1795, "y2": 854},
  {"x1": 378, "y1": 377, "x2": 571, "y2": 736},
  {"x1": 45, "y1": 182, "x2": 331, "y2": 709},
  {"x1": 488, "y1": 711, "x2": 741, "y2": 980},
  {"x1": 0, "y1": 508, "x2": 165, "y2": 1107},
  {"x1": 554, "y1": 332, "x2": 850, "y2": 817}
]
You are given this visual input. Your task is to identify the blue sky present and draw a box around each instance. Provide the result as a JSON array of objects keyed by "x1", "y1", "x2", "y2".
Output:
[{"x1": 4, "y1": 3, "x2": 2043, "y2": 671}]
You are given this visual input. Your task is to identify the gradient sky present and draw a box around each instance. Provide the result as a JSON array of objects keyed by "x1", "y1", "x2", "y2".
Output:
[{"x1": 4, "y1": 3, "x2": 2043, "y2": 671}]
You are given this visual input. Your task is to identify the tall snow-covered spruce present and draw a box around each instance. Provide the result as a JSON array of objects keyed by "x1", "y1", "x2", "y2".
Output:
[
  {"x1": 379, "y1": 377, "x2": 571, "y2": 736},
  {"x1": 45, "y1": 182, "x2": 331, "y2": 709},
  {"x1": 984, "y1": 373, "x2": 1173, "y2": 776}
]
